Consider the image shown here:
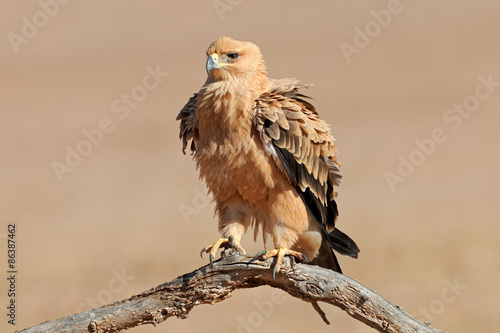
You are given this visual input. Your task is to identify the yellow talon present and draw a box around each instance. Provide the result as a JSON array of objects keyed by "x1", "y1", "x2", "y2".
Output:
[
  {"x1": 254, "y1": 248, "x2": 307, "y2": 280},
  {"x1": 200, "y1": 236, "x2": 246, "y2": 266}
]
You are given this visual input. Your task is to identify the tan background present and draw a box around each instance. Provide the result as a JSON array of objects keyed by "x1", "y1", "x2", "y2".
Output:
[{"x1": 1, "y1": 1, "x2": 499, "y2": 332}]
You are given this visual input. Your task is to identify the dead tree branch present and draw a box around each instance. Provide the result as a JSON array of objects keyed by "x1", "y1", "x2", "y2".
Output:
[{"x1": 17, "y1": 251, "x2": 445, "y2": 333}]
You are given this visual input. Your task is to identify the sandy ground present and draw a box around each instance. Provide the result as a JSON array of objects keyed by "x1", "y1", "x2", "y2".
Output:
[{"x1": 1, "y1": 1, "x2": 499, "y2": 332}]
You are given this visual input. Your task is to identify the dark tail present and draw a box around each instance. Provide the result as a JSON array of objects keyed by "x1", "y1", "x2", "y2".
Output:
[
  {"x1": 328, "y1": 228, "x2": 359, "y2": 259},
  {"x1": 311, "y1": 228, "x2": 359, "y2": 273}
]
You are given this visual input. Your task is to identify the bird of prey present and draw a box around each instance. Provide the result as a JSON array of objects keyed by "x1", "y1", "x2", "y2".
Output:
[{"x1": 177, "y1": 37, "x2": 359, "y2": 277}]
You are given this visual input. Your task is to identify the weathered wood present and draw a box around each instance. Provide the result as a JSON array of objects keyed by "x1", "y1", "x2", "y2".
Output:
[{"x1": 16, "y1": 251, "x2": 445, "y2": 333}]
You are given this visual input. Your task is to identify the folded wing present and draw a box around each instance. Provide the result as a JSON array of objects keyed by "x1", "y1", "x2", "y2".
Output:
[{"x1": 254, "y1": 80, "x2": 359, "y2": 261}]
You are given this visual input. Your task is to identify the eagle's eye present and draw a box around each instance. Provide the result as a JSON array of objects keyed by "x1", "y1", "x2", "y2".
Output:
[{"x1": 227, "y1": 52, "x2": 239, "y2": 60}]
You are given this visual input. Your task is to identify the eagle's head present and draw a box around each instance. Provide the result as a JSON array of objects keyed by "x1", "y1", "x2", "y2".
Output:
[{"x1": 205, "y1": 37, "x2": 267, "y2": 90}]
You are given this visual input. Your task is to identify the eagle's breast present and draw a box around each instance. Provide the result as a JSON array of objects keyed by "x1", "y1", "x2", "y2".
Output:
[{"x1": 193, "y1": 84, "x2": 280, "y2": 204}]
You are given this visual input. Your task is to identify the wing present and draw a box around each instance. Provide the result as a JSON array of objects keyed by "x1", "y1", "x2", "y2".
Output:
[
  {"x1": 254, "y1": 80, "x2": 359, "y2": 261},
  {"x1": 254, "y1": 80, "x2": 342, "y2": 230},
  {"x1": 176, "y1": 93, "x2": 198, "y2": 154}
]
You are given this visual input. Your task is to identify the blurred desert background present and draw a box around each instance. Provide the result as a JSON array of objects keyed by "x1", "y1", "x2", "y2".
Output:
[{"x1": 1, "y1": 1, "x2": 499, "y2": 332}]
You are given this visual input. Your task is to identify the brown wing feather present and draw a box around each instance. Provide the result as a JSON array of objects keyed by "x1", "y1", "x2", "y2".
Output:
[
  {"x1": 254, "y1": 80, "x2": 341, "y2": 230},
  {"x1": 176, "y1": 93, "x2": 199, "y2": 154}
]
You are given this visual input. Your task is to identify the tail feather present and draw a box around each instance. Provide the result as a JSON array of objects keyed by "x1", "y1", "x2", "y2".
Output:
[
  {"x1": 311, "y1": 228, "x2": 360, "y2": 273},
  {"x1": 328, "y1": 228, "x2": 360, "y2": 259}
]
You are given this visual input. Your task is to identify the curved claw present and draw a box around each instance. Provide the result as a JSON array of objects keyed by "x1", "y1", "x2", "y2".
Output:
[
  {"x1": 200, "y1": 247, "x2": 207, "y2": 258},
  {"x1": 253, "y1": 250, "x2": 268, "y2": 260},
  {"x1": 228, "y1": 235, "x2": 234, "y2": 248},
  {"x1": 209, "y1": 252, "x2": 214, "y2": 267},
  {"x1": 272, "y1": 266, "x2": 278, "y2": 281},
  {"x1": 301, "y1": 254, "x2": 308, "y2": 263}
]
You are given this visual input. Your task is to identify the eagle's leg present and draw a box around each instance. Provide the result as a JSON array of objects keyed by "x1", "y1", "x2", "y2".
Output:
[
  {"x1": 254, "y1": 248, "x2": 307, "y2": 280},
  {"x1": 200, "y1": 236, "x2": 246, "y2": 266},
  {"x1": 200, "y1": 196, "x2": 250, "y2": 266}
]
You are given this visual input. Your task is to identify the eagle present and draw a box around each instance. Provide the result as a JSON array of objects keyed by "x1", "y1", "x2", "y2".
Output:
[{"x1": 177, "y1": 37, "x2": 359, "y2": 277}]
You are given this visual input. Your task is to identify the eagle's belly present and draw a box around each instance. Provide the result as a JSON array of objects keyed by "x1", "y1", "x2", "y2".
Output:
[{"x1": 195, "y1": 132, "x2": 278, "y2": 204}]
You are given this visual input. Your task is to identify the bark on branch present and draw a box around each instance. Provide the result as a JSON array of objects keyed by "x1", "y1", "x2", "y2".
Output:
[{"x1": 17, "y1": 251, "x2": 445, "y2": 333}]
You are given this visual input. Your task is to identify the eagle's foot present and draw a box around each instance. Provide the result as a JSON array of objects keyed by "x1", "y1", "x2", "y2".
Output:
[
  {"x1": 253, "y1": 248, "x2": 307, "y2": 281},
  {"x1": 200, "y1": 236, "x2": 246, "y2": 266}
]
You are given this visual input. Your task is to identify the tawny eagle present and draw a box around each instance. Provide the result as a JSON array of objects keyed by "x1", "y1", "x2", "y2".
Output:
[{"x1": 177, "y1": 37, "x2": 359, "y2": 277}]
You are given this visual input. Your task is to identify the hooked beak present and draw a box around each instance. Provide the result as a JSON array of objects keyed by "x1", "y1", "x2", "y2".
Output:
[{"x1": 206, "y1": 53, "x2": 219, "y2": 74}]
